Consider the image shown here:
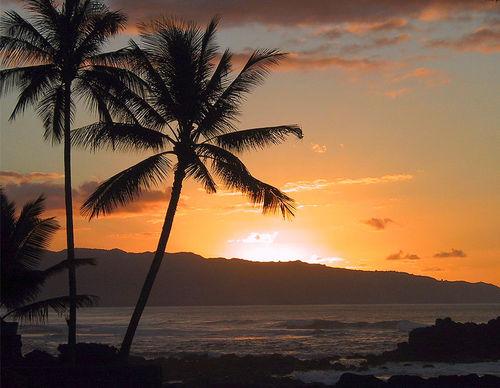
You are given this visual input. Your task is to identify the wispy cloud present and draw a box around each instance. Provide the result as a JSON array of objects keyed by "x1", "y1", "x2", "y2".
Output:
[
  {"x1": 282, "y1": 179, "x2": 332, "y2": 193},
  {"x1": 232, "y1": 51, "x2": 390, "y2": 73},
  {"x1": 392, "y1": 67, "x2": 450, "y2": 86},
  {"x1": 311, "y1": 143, "x2": 327, "y2": 153},
  {"x1": 282, "y1": 173, "x2": 414, "y2": 193},
  {"x1": 363, "y1": 218, "x2": 394, "y2": 230},
  {"x1": 228, "y1": 232, "x2": 279, "y2": 244},
  {"x1": 336, "y1": 174, "x2": 413, "y2": 185},
  {"x1": 434, "y1": 248, "x2": 467, "y2": 258},
  {"x1": 427, "y1": 24, "x2": 500, "y2": 54},
  {"x1": 386, "y1": 250, "x2": 421, "y2": 261},
  {"x1": 0, "y1": 170, "x2": 63, "y2": 184},
  {"x1": 384, "y1": 87, "x2": 412, "y2": 99}
]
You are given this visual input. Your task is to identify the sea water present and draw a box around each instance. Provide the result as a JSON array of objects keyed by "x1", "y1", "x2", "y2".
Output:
[{"x1": 19, "y1": 303, "x2": 500, "y2": 359}]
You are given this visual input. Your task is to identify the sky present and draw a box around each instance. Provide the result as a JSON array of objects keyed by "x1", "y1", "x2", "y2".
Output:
[{"x1": 1, "y1": 0, "x2": 500, "y2": 285}]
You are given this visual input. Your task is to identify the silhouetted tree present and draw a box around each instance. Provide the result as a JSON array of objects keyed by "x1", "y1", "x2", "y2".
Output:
[
  {"x1": 0, "y1": 0, "x2": 139, "y2": 357},
  {"x1": 73, "y1": 17, "x2": 303, "y2": 357},
  {"x1": 1, "y1": 189, "x2": 96, "y2": 323}
]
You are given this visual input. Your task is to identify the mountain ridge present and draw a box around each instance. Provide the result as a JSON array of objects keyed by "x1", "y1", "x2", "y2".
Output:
[{"x1": 40, "y1": 248, "x2": 500, "y2": 306}]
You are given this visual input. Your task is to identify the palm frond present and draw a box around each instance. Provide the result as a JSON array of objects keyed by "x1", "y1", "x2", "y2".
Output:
[
  {"x1": 81, "y1": 152, "x2": 172, "y2": 218},
  {"x1": 200, "y1": 49, "x2": 232, "y2": 107},
  {"x1": 197, "y1": 144, "x2": 295, "y2": 218},
  {"x1": 15, "y1": 216, "x2": 60, "y2": 271},
  {"x1": 212, "y1": 125, "x2": 302, "y2": 152},
  {"x1": 76, "y1": 66, "x2": 165, "y2": 128},
  {"x1": 4, "y1": 295, "x2": 98, "y2": 323},
  {"x1": 72, "y1": 122, "x2": 168, "y2": 152},
  {"x1": 185, "y1": 156, "x2": 217, "y2": 194},
  {"x1": 0, "y1": 10, "x2": 54, "y2": 66},
  {"x1": 197, "y1": 16, "x2": 220, "y2": 86},
  {"x1": 195, "y1": 49, "x2": 286, "y2": 138},
  {"x1": 126, "y1": 40, "x2": 178, "y2": 124},
  {"x1": 38, "y1": 85, "x2": 64, "y2": 143},
  {"x1": 0, "y1": 188, "x2": 16, "y2": 241},
  {"x1": 8, "y1": 64, "x2": 58, "y2": 121},
  {"x1": 75, "y1": 10, "x2": 126, "y2": 60}
]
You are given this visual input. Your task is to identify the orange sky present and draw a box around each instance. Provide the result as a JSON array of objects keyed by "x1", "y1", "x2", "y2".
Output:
[{"x1": 1, "y1": 0, "x2": 499, "y2": 285}]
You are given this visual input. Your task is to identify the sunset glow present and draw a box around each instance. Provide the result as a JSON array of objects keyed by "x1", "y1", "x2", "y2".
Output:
[{"x1": 1, "y1": 0, "x2": 499, "y2": 286}]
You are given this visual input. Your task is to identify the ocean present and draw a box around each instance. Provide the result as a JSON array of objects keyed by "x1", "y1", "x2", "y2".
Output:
[{"x1": 20, "y1": 303, "x2": 500, "y2": 359}]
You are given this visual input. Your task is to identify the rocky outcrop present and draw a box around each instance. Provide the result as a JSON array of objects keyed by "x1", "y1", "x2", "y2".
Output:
[{"x1": 368, "y1": 317, "x2": 500, "y2": 363}]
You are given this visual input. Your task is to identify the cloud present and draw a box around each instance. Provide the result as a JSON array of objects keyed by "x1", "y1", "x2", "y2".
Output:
[
  {"x1": 392, "y1": 67, "x2": 450, "y2": 86},
  {"x1": 311, "y1": 143, "x2": 327, "y2": 153},
  {"x1": 433, "y1": 248, "x2": 467, "y2": 258},
  {"x1": 344, "y1": 19, "x2": 409, "y2": 34},
  {"x1": 386, "y1": 250, "x2": 421, "y2": 261},
  {"x1": 228, "y1": 232, "x2": 279, "y2": 244},
  {"x1": 304, "y1": 255, "x2": 345, "y2": 266},
  {"x1": 282, "y1": 173, "x2": 414, "y2": 193},
  {"x1": 427, "y1": 25, "x2": 500, "y2": 53},
  {"x1": 1, "y1": 171, "x2": 172, "y2": 216},
  {"x1": 282, "y1": 179, "x2": 332, "y2": 193},
  {"x1": 363, "y1": 218, "x2": 394, "y2": 230},
  {"x1": 0, "y1": 170, "x2": 63, "y2": 184},
  {"x1": 232, "y1": 51, "x2": 390, "y2": 73},
  {"x1": 336, "y1": 174, "x2": 414, "y2": 185},
  {"x1": 384, "y1": 87, "x2": 412, "y2": 99},
  {"x1": 340, "y1": 34, "x2": 410, "y2": 54},
  {"x1": 110, "y1": 0, "x2": 492, "y2": 27}
]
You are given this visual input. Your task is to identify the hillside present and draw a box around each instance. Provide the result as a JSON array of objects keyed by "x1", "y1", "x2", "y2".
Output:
[{"x1": 40, "y1": 249, "x2": 500, "y2": 306}]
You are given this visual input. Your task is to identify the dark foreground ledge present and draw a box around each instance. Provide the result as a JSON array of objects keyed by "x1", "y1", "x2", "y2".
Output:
[
  {"x1": 2, "y1": 365, "x2": 162, "y2": 388},
  {"x1": 334, "y1": 373, "x2": 500, "y2": 388}
]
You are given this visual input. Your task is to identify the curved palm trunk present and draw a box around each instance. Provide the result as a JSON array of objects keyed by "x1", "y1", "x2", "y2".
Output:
[
  {"x1": 63, "y1": 81, "x2": 77, "y2": 361},
  {"x1": 120, "y1": 167, "x2": 186, "y2": 358}
]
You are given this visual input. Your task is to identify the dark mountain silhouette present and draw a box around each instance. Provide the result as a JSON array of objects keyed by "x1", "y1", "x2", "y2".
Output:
[{"x1": 40, "y1": 249, "x2": 500, "y2": 306}]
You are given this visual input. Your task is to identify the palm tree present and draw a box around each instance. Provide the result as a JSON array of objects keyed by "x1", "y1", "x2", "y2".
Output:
[
  {"x1": 72, "y1": 17, "x2": 303, "y2": 357},
  {"x1": 1, "y1": 189, "x2": 96, "y2": 323},
  {"x1": 0, "y1": 0, "x2": 141, "y2": 354}
]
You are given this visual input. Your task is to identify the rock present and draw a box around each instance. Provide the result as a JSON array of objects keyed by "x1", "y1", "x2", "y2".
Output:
[
  {"x1": 387, "y1": 375, "x2": 426, "y2": 387},
  {"x1": 368, "y1": 316, "x2": 500, "y2": 363},
  {"x1": 58, "y1": 342, "x2": 121, "y2": 365},
  {"x1": 1, "y1": 321, "x2": 22, "y2": 365},
  {"x1": 23, "y1": 350, "x2": 58, "y2": 366},
  {"x1": 335, "y1": 373, "x2": 385, "y2": 388}
]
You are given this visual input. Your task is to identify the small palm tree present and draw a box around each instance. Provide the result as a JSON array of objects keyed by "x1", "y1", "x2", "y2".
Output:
[
  {"x1": 0, "y1": 0, "x2": 140, "y2": 354},
  {"x1": 1, "y1": 189, "x2": 96, "y2": 323},
  {"x1": 73, "y1": 17, "x2": 303, "y2": 357}
]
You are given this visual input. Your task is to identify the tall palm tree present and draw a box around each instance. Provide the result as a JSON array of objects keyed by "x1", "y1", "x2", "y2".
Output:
[
  {"x1": 72, "y1": 17, "x2": 303, "y2": 357},
  {"x1": 1, "y1": 189, "x2": 96, "y2": 323},
  {"x1": 0, "y1": 0, "x2": 141, "y2": 354}
]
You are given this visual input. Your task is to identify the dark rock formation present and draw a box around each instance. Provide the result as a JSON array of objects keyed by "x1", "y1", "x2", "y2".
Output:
[
  {"x1": 0, "y1": 321, "x2": 22, "y2": 366},
  {"x1": 368, "y1": 317, "x2": 500, "y2": 363},
  {"x1": 335, "y1": 373, "x2": 500, "y2": 388}
]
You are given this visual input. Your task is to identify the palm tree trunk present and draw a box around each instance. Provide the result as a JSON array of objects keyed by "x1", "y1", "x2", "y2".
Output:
[
  {"x1": 63, "y1": 81, "x2": 77, "y2": 361},
  {"x1": 119, "y1": 166, "x2": 186, "y2": 358}
]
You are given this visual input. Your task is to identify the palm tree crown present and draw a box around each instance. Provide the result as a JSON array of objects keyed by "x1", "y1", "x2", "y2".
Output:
[
  {"x1": 73, "y1": 17, "x2": 303, "y2": 218},
  {"x1": 0, "y1": 0, "x2": 137, "y2": 140},
  {"x1": 73, "y1": 17, "x2": 303, "y2": 356},
  {"x1": 0, "y1": 0, "x2": 135, "y2": 355},
  {"x1": 0, "y1": 189, "x2": 96, "y2": 323}
]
